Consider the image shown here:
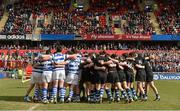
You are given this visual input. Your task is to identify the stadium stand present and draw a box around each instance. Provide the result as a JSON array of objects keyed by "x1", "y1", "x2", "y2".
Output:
[
  {"x1": 1, "y1": 2, "x2": 33, "y2": 34},
  {"x1": 0, "y1": 0, "x2": 179, "y2": 35},
  {"x1": 155, "y1": 0, "x2": 179, "y2": 34},
  {"x1": 0, "y1": 0, "x2": 179, "y2": 73},
  {"x1": 0, "y1": 40, "x2": 179, "y2": 73}
]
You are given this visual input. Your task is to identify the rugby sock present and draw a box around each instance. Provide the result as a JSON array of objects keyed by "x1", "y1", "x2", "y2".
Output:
[
  {"x1": 105, "y1": 89, "x2": 112, "y2": 98},
  {"x1": 52, "y1": 87, "x2": 57, "y2": 98},
  {"x1": 34, "y1": 88, "x2": 39, "y2": 98},
  {"x1": 111, "y1": 88, "x2": 115, "y2": 97},
  {"x1": 139, "y1": 92, "x2": 142, "y2": 99},
  {"x1": 42, "y1": 88, "x2": 48, "y2": 100},
  {"x1": 121, "y1": 90, "x2": 127, "y2": 98},
  {"x1": 131, "y1": 88, "x2": 137, "y2": 97},
  {"x1": 76, "y1": 94, "x2": 80, "y2": 100},
  {"x1": 156, "y1": 94, "x2": 159, "y2": 97},
  {"x1": 126, "y1": 88, "x2": 132, "y2": 99},
  {"x1": 38, "y1": 89, "x2": 42, "y2": 101},
  {"x1": 100, "y1": 88, "x2": 104, "y2": 98},
  {"x1": 156, "y1": 94, "x2": 160, "y2": 99},
  {"x1": 59, "y1": 88, "x2": 66, "y2": 99},
  {"x1": 95, "y1": 90, "x2": 100, "y2": 100},
  {"x1": 143, "y1": 94, "x2": 146, "y2": 99},
  {"x1": 90, "y1": 90, "x2": 95, "y2": 100},
  {"x1": 115, "y1": 89, "x2": 120, "y2": 98},
  {"x1": 48, "y1": 88, "x2": 52, "y2": 100},
  {"x1": 69, "y1": 89, "x2": 74, "y2": 99}
]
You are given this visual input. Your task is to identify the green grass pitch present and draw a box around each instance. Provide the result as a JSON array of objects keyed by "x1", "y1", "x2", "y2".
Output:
[{"x1": 0, "y1": 79, "x2": 180, "y2": 110}]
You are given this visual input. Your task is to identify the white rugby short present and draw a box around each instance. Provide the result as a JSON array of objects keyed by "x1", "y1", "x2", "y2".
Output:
[
  {"x1": 52, "y1": 70, "x2": 66, "y2": 81},
  {"x1": 65, "y1": 74, "x2": 79, "y2": 85},
  {"x1": 31, "y1": 71, "x2": 42, "y2": 84},
  {"x1": 41, "y1": 71, "x2": 52, "y2": 83}
]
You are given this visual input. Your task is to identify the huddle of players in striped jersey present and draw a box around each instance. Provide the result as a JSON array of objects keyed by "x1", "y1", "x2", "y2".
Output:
[{"x1": 24, "y1": 47, "x2": 160, "y2": 104}]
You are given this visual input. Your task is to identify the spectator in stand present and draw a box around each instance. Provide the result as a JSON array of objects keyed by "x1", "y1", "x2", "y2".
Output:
[
  {"x1": 144, "y1": 50, "x2": 180, "y2": 72},
  {"x1": 122, "y1": 11, "x2": 154, "y2": 35},
  {"x1": 2, "y1": 2, "x2": 33, "y2": 35},
  {"x1": 156, "y1": 0, "x2": 179, "y2": 34},
  {"x1": 0, "y1": 41, "x2": 179, "y2": 72}
]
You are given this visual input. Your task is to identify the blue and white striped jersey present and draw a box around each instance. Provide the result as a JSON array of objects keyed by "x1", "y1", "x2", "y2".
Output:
[
  {"x1": 77, "y1": 53, "x2": 82, "y2": 64},
  {"x1": 32, "y1": 54, "x2": 43, "y2": 73},
  {"x1": 67, "y1": 58, "x2": 80, "y2": 74},
  {"x1": 52, "y1": 53, "x2": 66, "y2": 71},
  {"x1": 40, "y1": 55, "x2": 53, "y2": 71}
]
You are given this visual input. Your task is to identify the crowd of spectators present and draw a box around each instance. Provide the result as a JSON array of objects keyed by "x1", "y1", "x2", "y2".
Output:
[
  {"x1": 1, "y1": 2, "x2": 33, "y2": 35},
  {"x1": 155, "y1": 0, "x2": 179, "y2": 34},
  {"x1": 0, "y1": 41, "x2": 179, "y2": 73},
  {"x1": 42, "y1": 4, "x2": 112, "y2": 34},
  {"x1": 0, "y1": 41, "x2": 178, "y2": 51},
  {"x1": 122, "y1": 11, "x2": 154, "y2": 35},
  {"x1": 144, "y1": 50, "x2": 180, "y2": 72},
  {"x1": 0, "y1": 0, "x2": 179, "y2": 35}
]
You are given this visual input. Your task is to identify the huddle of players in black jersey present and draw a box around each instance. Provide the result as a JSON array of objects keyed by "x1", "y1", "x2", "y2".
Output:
[
  {"x1": 24, "y1": 49, "x2": 160, "y2": 104},
  {"x1": 79, "y1": 51, "x2": 160, "y2": 103}
]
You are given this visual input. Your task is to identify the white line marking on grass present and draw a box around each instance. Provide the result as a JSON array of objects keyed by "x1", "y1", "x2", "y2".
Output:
[{"x1": 28, "y1": 104, "x2": 40, "y2": 111}]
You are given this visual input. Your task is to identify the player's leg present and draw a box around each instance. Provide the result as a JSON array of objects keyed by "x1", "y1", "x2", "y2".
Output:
[
  {"x1": 104, "y1": 83, "x2": 113, "y2": 103},
  {"x1": 58, "y1": 70, "x2": 66, "y2": 103},
  {"x1": 114, "y1": 83, "x2": 121, "y2": 102},
  {"x1": 137, "y1": 81, "x2": 146, "y2": 101},
  {"x1": 24, "y1": 83, "x2": 35, "y2": 102},
  {"x1": 32, "y1": 83, "x2": 41, "y2": 102},
  {"x1": 41, "y1": 81, "x2": 49, "y2": 104},
  {"x1": 72, "y1": 74, "x2": 81, "y2": 103},
  {"x1": 49, "y1": 81, "x2": 57, "y2": 103},
  {"x1": 129, "y1": 74, "x2": 137, "y2": 99},
  {"x1": 95, "y1": 72, "x2": 102, "y2": 103},
  {"x1": 89, "y1": 74, "x2": 96, "y2": 103},
  {"x1": 65, "y1": 74, "x2": 77, "y2": 103},
  {"x1": 66, "y1": 84, "x2": 75, "y2": 103},
  {"x1": 85, "y1": 81, "x2": 91, "y2": 102},
  {"x1": 24, "y1": 72, "x2": 36, "y2": 102},
  {"x1": 73, "y1": 84, "x2": 81, "y2": 102},
  {"x1": 121, "y1": 81, "x2": 133, "y2": 102},
  {"x1": 41, "y1": 71, "x2": 52, "y2": 104},
  {"x1": 99, "y1": 73, "x2": 108, "y2": 103},
  {"x1": 149, "y1": 81, "x2": 160, "y2": 101},
  {"x1": 129, "y1": 82, "x2": 137, "y2": 101},
  {"x1": 145, "y1": 82, "x2": 150, "y2": 95}
]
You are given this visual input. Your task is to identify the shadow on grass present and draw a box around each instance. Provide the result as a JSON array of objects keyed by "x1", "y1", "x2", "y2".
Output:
[{"x1": 0, "y1": 96, "x2": 25, "y2": 102}]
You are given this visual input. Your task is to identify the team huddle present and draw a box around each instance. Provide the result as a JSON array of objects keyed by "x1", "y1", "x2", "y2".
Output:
[{"x1": 24, "y1": 47, "x2": 160, "y2": 104}]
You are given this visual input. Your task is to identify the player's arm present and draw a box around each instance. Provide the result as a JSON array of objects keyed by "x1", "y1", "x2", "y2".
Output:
[
  {"x1": 94, "y1": 64, "x2": 106, "y2": 71},
  {"x1": 81, "y1": 60, "x2": 86, "y2": 64},
  {"x1": 32, "y1": 60, "x2": 41, "y2": 67},
  {"x1": 41, "y1": 54, "x2": 52, "y2": 61},
  {"x1": 54, "y1": 59, "x2": 69, "y2": 67},
  {"x1": 126, "y1": 57, "x2": 135, "y2": 61},
  {"x1": 54, "y1": 61, "x2": 68, "y2": 65},
  {"x1": 66, "y1": 54, "x2": 77, "y2": 60},
  {"x1": 145, "y1": 57, "x2": 150, "y2": 60},
  {"x1": 83, "y1": 64, "x2": 89, "y2": 68},
  {"x1": 118, "y1": 64, "x2": 124, "y2": 70},
  {"x1": 100, "y1": 60, "x2": 113, "y2": 65},
  {"x1": 88, "y1": 62, "x2": 94, "y2": 67},
  {"x1": 120, "y1": 61, "x2": 129, "y2": 68},
  {"x1": 135, "y1": 64, "x2": 145, "y2": 69},
  {"x1": 135, "y1": 59, "x2": 145, "y2": 69},
  {"x1": 108, "y1": 57, "x2": 119, "y2": 63},
  {"x1": 83, "y1": 61, "x2": 93, "y2": 68},
  {"x1": 119, "y1": 61, "x2": 127, "y2": 66}
]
